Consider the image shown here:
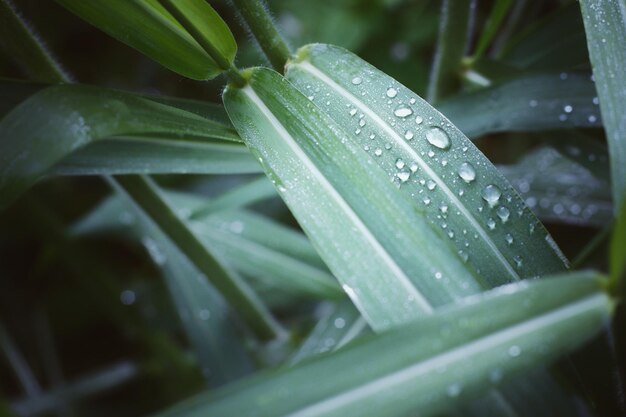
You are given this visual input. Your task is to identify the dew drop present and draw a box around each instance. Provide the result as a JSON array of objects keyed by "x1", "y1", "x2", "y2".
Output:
[
  {"x1": 496, "y1": 206, "x2": 510, "y2": 223},
  {"x1": 481, "y1": 184, "x2": 502, "y2": 207},
  {"x1": 427, "y1": 150, "x2": 435, "y2": 158},
  {"x1": 588, "y1": 114, "x2": 597, "y2": 123},
  {"x1": 563, "y1": 104, "x2": 573, "y2": 113},
  {"x1": 487, "y1": 218, "x2": 496, "y2": 230},
  {"x1": 359, "y1": 119, "x2": 366, "y2": 127},
  {"x1": 395, "y1": 158, "x2": 405, "y2": 169},
  {"x1": 447, "y1": 383, "x2": 462, "y2": 397},
  {"x1": 374, "y1": 148, "x2": 383, "y2": 156},
  {"x1": 458, "y1": 162, "x2": 476, "y2": 183},
  {"x1": 425, "y1": 127, "x2": 451, "y2": 150},
  {"x1": 351, "y1": 76, "x2": 363, "y2": 85},
  {"x1": 397, "y1": 171, "x2": 410, "y2": 182},
  {"x1": 409, "y1": 163, "x2": 418, "y2": 172},
  {"x1": 394, "y1": 106, "x2": 413, "y2": 118},
  {"x1": 349, "y1": 108, "x2": 357, "y2": 117},
  {"x1": 508, "y1": 345, "x2": 521, "y2": 357},
  {"x1": 529, "y1": 99, "x2": 538, "y2": 107},
  {"x1": 435, "y1": 272, "x2": 443, "y2": 279},
  {"x1": 458, "y1": 250, "x2": 469, "y2": 262},
  {"x1": 505, "y1": 233, "x2": 513, "y2": 245},
  {"x1": 415, "y1": 116, "x2": 423, "y2": 125},
  {"x1": 334, "y1": 318, "x2": 346, "y2": 329},
  {"x1": 386, "y1": 87, "x2": 397, "y2": 98},
  {"x1": 199, "y1": 309, "x2": 211, "y2": 320},
  {"x1": 440, "y1": 204, "x2": 448, "y2": 214},
  {"x1": 513, "y1": 255, "x2": 523, "y2": 268},
  {"x1": 423, "y1": 197, "x2": 431, "y2": 205},
  {"x1": 426, "y1": 180, "x2": 437, "y2": 190},
  {"x1": 404, "y1": 130, "x2": 414, "y2": 140},
  {"x1": 489, "y1": 368, "x2": 503, "y2": 383},
  {"x1": 409, "y1": 98, "x2": 416, "y2": 104}
]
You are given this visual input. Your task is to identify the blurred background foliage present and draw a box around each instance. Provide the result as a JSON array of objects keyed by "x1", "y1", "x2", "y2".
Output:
[{"x1": 0, "y1": 0, "x2": 623, "y2": 416}]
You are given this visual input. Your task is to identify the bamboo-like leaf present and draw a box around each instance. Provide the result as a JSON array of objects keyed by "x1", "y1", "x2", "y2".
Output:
[
  {"x1": 286, "y1": 44, "x2": 568, "y2": 298},
  {"x1": 155, "y1": 273, "x2": 612, "y2": 417},
  {"x1": 106, "y1": 182, "x2": 256, "y2": 386},
  {"x1": 54, "y1": 0, "x2": 236, "y2": 80},
  {"x1": 438, "y1": 72, "x2": 601, "y2": 138},
  {"x1": 224, "y1": 67, "x2": 485, "y2": 329},
  {"x1": 0, "y1": 84, "x2": 255, "y2": 209},
  {"x1": 500, "y1": 146, "x2": 612, "y2": 227},
  {"x1": 580, "y1": 0, "x2": 626, "y2": 212},
  {"x1": 427, "y1": 0, "x2": 471, "y2": 103}
]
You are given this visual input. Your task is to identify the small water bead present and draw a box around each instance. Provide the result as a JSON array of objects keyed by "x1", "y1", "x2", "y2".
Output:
[
  {"x1": 559, "y1": 114, "x2": 567, "y2": 122},
  {"x1": 351, "y1": 76, "x2": 363, "y2": 85},
  {"x1": 457, "y1": 162, "x2": 476, "y2": 183},
  {"x1": 458, "y1": 250, "x2": 469, "y2": 262},
  {"x1": 355, "y1": 128, "x2": 361, "y2": 135},
  {"x1": 349, "y1": 108, "x2": 357, "y2": 117},
  {"x1": 588, "y1": 114, "x2": 597, "y2": 123},
  {"x1": 404, "y1": 131, "x2": 414, "y2": 140},
  {"x1": 427, "y1": 150, "x2": 435, "y2": 158},
  {"x1": 334, "y1": 318, "x2": 346, "y2": 329},
  {"x1": 487, "y1": 218, "x2": 496, "y2": 230},
  {"x1": 374, "y1": 148, "x2": 383, "y2": 156},
  {"x1": 513, "y1": 255, "x2": 523, "y2": 268},
  {"x1": 409, "y1": 98, "x2": 416, "y2": 104},
  {"x1": 409, "y1": 163, "x2": 418, "y2": 172},
  {"x1": 397, "y1": 172, "x2": 410, "y2": 182},
  {"x1": 435, "y1": 272, "x2": 443, "y2": 279},
  {"x1": 441, "y1": 160, "x2": 448, "y2": 167},
  {"x1": 440, "y1": 204, "x2": 448, "y2": 214},
  {"x1": 199, "y1": 309, "x2": 211, "y2": 320},
  {"x1": 423, "y1": 197, "x2": 431, "y2": 205},
  {"x1": 508, "y1": 345, "x2": 522, "y2": 357},
  {"x1": 359, "y1": 119, "x2": 366, "y2": 127},
  {"x1": 447, "y1": 230, "x2": 455, "y2": 239},
  {"x1": 563, "y1": 104, "x2": 573, "y2": 113},
  {"x1": 369, "y1": 133, "x2": 376, "y2": 139},
  {"x1": 505, "y1": 234, "x2": 514, "y2": 245},
  {"x1": 425, "y1": 127, "x2": 451, "y2": 150},
  {"x1": 489, "y1": 368, "x2": 503, "y2": 383},
  {"x1": 394, "y1": 106, "x2": 413, "y2": 118},
  {"x1": 496, "y1": 206, "x2": 510, "y2": 223},
  {"x1": 415, "y1": 116, "x2": 423, "y2": 125},
  {"x1": 386, "y1": 87, "x2": 398, "y2": 98},
  {"x1": 447, "y1": 383, "x2": 462, "y2": 397},
  {"x1": 481, "y1": 184, "x2": 502, "y2": 207},
  {"x1": 426, "y1": 180, "x2": 437, "y2": 190},
  {"x1": 395, "y1": 158, "x2": 405, "y2": 169},
  {"x1": 529, "y1": 99, "x2": 538, "y2": 107},
  {"x1": 592, "y1": 96, "x2": 599, "y2": 105}
]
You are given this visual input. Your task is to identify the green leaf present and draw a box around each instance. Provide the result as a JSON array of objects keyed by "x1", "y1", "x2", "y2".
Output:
[
  {"x1": 96, "y1": 186, "x2": 255, "y2": 386},
  {"x1": 472, "y1": 0, "x2": 513, "y2": 60},
  {"x1": 427, "y1": 0, "x2": 471, "y2": 103},
  {"x1": 610, "y1": 201, "x2": 626, "y2": 297},
  {"x1": 500, "y1": 146, "x2": 612, "y2": 227},
  {"x1": 155, "y1": 272, "x2": 611, "y2": 417},
  {"x1": 0, "y1": 84, "x2": 256, "y2": 209},
  {"x1": 438, "y1": 72, "x2": 601, "y2": 138},
  {"x1": 54, "y1": 0, "x2": 236, "y2": 80},
  {"x1": 286, "y1": 44, "x2": 568, "y2": 300},
  {"x1": 111, "y1": 175, "x2": 283, "y2": 341},
  {"x1": 580, "y1": 0, "x2": 626, "y2": 212},
  {"x1": 224, "y1": 67, "x2": 484, "y2": 329}
]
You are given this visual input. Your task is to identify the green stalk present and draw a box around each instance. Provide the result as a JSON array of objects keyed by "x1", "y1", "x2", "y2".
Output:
[
  {"x1": 0, "y1": 0, "x2": 70, "y2": 83},
  {"x1": 111, "y1": 175, "x2": 284, "y2": 341},
  {"x1": 230, "y1": 0, "x2": 291, "y2": 72},
  {"x1": 158, "y1": 0, "x2": 246, "y2": 86}
]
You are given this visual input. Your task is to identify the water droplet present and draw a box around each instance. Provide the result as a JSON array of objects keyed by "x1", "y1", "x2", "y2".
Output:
[
  {"x1": 457, "y1": 162, "x2": 476, "y2": 183},
  {"x1": 409, "y1": 98, "x2": 416, "y2": 104},
  {"x1": 409, "y1": 163, "x2": 418, "y2": 172},
  {"x1": 425, "y1": 127, "x2": 451, "y2": 150},
  {"x1": 505, "y1": 234, "x2": 513, "y2": 245},
  {"x1": 395, "y1": 159, "x2": 405, "y2": 169},
  {"x1": 487, "y1": 218, "x2": 496, "y2": 230},
  {"x1": 351, "y1": 76, "x2": 363, "y2": 85},
  {"x1": 440, "y1": 204, "x2": 448, "y2": 214},
  {"x1": 426, "y1": 180, "x2": 437, "y2": 190},
  {"x1": 199, "y1": 309, "x2": 211, "y2": 320},
  {"x1": 489, "y1": 368, "x2": 503, "y2": 383},
  {"x1": 394, "y1": 106, "x2": 413, "y2": 118},
  {"x1": 334, "y1": 318, "x2": 346, "y2": 329},
  {"x1": 404, "y1": 131, "x2": 414, "y2": 140},
  {"x1": 447, "y1": 383, "x2": 462, "y2": 397},
  {"x1": 397, "y1": 171, "x2": 410, "y2": 182},
  {"x1": 415, "y1": 116, "x2": 423, "y2": 125},
  {"x1": 481, "y1": 184, "x2": 502, "y2": 207},
  {"x1": 513, "y1": 255, "x2": 523, "y2": 268},
  {"x1": 120, "y1": 290, "x2": 136, "y2": 305},
  {"x1": 529, "y1": 99, "x2": 538, "y2": 107},
  {"x1": 427, "y1": 150, "x2": 435, "y2": 158},
  {"x1": 563, "y1": 104, "x2": 573, "y2": 113},
  {"x1": 508, "y1": 345, "x2": 521, "y2": 357},
  {"x1": 386, "y1": 87, "x2": 397, "y2": 98},
  {"x1": 588, "y1": 114, "x2": 597, "y2": 123},
  {"x1": 496, "y1": 206, "x2": 510, "y2": 223},
  {"x1": 374, "y1": 148, "x2": 383, "y2": 156},
  {"x1": 423, "y1": 197, "x2": 431, "y2": 205},
  {"x1": 458, "y1": 250, "x2": 469, "y2": 262},
  {"x1": 592, "y1": 96, "x2": 599, "y2": 105},
  {"x1": 349, "y1": 108, "x2": 357, "y2": 117},
  {"x1": 435, "y1": 272, "x2": 443, "y2": 279},
  {"x1": 359, "y1": 119, "x2": 366, "y2": 127}
]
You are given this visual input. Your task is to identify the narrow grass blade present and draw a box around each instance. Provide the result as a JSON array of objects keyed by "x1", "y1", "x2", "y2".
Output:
[
  {"x1": 0, "y1": 84, "x2": 248, "y2": 209},
  {"x1": 224, "y1": 67, "x2": 485, "y2": 329},
  {"x1": 580, "y1": 0, "x2": 626, "y2": 212},
  {"x1": 112, "y1": 190, "x2": 256, "y2": 385},
  {"x1": 54, "y1": 0, "x2": 235, "y2": 80},
  {"x1": 111, "y1": 175, "x2": 283, "y2": 341},
  {"x1": 286, "y1": 44, "x2": 568, "y2": 296},
  {"x1": 610, "y1": 201, "x2": 626, "y2": 297},
  {"x1": 501, "y1": 3, "x2": 588, "y2": 70},
  {"x1": 427, "y1": 0, "x2": 471, "y2": 103},
  {"x1": 500, "y1": 147, "x2": 612, "y2": 227},
  {"x1": 155, "y1": 273, "x2": 612, "y2": 417},
  {"x1": 438, "y1": 72, "x2": 600, "y2": 138},
  {"x1": 472, "y1": 0, "x2": 512, "y2": 60}
]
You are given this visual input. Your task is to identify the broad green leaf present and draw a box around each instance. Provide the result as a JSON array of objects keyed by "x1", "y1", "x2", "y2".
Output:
[
  {"x1": 155, "y1": 273, "x2": 611, "y2": 417},
  {"x1": 438, "y1": 72, "x2": 601, "y2": 138},
  {"x1": 105, "y1": 183, "x2": 256, "y2": 387},
  {"x1": 224, "y1": 67, "x2": 484, "y2": 329},
  {"x1": 289, "y1": 300, "x2": 367, "y2": 365},
  {"x1": 427, "y1": 0, "x2": 471, "y2": 103},
  {"x1": 580, "y1": 0, "x2": 626, "y2": 212},
  {"x1": 501, "y1": 3, "x2": 589, "y2": 70},
  {"x1": 0, "y1": 84, "x2": 254, "y2": 209},
  {"x1": 286, "y1": 44, "x2": 568, "y2": 296},
  {"x1": 112, "y1": 175, "x2": 283, "y2": 341},
  {"x1": 500, "y1": 146, "x2": 612, "y2": 227},
  {"x1": 54, "y1": 0, "x2": 236, "y2": 80}
]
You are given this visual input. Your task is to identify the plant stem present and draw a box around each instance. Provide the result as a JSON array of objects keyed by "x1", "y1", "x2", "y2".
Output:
[
  {"x1": 158, "y1": 0, "x2": 246, "y2": 86},
  {"x1": 111, "y1": 175, "x2": 284, "y2": 341},
  {"x1": 0, "y1": 0, "x2": 70, "y2": 83},
  {"x1": 231, "y1": 0, "x2": 291, "y2": 72}
]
